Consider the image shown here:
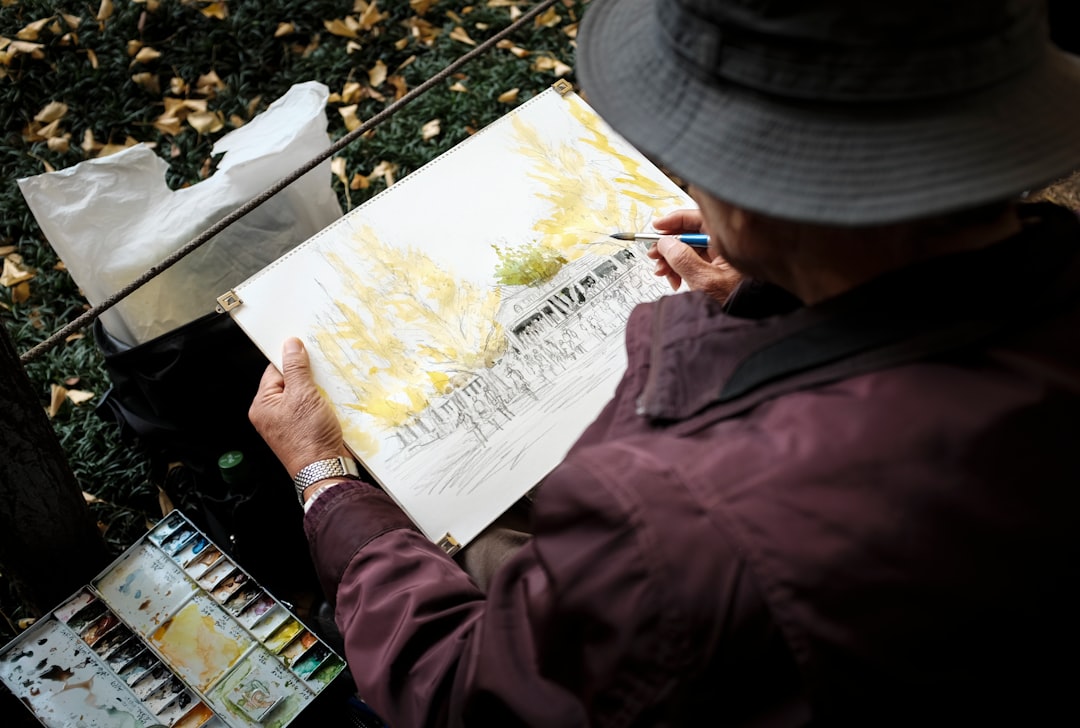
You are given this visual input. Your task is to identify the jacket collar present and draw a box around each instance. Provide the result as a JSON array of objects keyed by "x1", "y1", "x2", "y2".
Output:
[{"x1": 637, "y1": 203, "x2": 1080, "y2": 422}]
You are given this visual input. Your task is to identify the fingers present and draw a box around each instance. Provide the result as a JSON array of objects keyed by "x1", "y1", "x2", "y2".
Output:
[
  {"x1": 280, "y1": 337, "x2": 314, "y2": 392},
  {"x1": 656, "y1": 236, "x2": 712, "y2": 288},
  {"x1": 653, "y1": 208, "x2": 704, "y2": 235},
  {"x1": 654, "y1": 237, "x2": 741, "y2": 301}
]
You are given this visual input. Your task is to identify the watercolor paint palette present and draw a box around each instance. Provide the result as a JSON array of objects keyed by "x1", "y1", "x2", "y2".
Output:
[{"x1": 0, "y1": 510, "x2": 346, "y2": 727}]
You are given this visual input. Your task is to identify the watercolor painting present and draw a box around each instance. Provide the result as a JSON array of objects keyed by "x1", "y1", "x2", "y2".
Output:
[{"x1": 230, "y1": 88, "x2": 694, "y2": 546}]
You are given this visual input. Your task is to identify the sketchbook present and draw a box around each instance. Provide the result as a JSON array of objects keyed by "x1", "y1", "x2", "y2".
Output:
[{"x1": 220, "y1": 81, "x2": 694, "y2": 551}]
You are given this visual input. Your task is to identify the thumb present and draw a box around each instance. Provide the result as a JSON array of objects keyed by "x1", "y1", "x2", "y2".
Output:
[
  {"x1": 656, "y1": 237, "x2": 714, "y2": 290},
  {"x1": 281, "y1": 337, "x2": 314, "y2": 390}
]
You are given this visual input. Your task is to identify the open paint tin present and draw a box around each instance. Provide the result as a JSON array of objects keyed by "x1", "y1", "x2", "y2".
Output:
[{"x1": 0, "y1": 510, "x2": 346, "y2": 727}]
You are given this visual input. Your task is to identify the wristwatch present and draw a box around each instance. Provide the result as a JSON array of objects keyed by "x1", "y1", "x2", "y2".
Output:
[{"x1": 292, "y1": 456, "x2": 360, "y2": 504}]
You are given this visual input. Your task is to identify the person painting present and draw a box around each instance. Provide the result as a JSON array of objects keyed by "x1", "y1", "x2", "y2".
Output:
[{"x1": 249, "y1": 0, "x2": 1080, "y2": 724}]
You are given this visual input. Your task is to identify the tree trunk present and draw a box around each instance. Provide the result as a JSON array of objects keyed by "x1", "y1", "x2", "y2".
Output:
[{"x1": 0, "y1": 325, "x2": 108, "y2": 613}]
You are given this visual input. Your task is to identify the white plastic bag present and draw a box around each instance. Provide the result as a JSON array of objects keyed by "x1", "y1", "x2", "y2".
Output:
[{"x1": 19, "y1": 81, "x2": 342, "y2": 347}]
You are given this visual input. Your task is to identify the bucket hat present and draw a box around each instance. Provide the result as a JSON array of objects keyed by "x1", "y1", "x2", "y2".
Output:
[{"x1": 577, "y1": 0, "x2": 1080, "y2": 225}]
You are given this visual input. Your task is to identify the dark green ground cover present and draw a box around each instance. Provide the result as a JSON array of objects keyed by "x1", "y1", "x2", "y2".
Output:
[{"x1": 0, "y1": 0, "x2": 582, "y2": 645}]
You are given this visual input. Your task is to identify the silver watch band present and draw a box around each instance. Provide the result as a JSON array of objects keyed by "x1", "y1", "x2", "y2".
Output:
[{"x1": 293, "y1": 456, "x2": 360, "y2": 503}]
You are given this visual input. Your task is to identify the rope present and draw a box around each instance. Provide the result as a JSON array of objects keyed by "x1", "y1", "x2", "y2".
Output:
[{"x1": 20, "y1": 0, "x2": 560, "y2": 364}]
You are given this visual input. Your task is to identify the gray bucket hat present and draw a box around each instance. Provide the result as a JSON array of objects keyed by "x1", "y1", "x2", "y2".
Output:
[{"x1": 577, "y1": 0, "x2": 1080, "y2": 225}]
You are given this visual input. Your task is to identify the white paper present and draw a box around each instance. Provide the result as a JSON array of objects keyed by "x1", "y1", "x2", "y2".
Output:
[{"x1": 230, "y1": 89, "x2": 694, "y2": 546}]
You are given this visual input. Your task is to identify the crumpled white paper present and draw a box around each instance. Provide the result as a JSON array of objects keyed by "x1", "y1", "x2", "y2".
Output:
[{"x1": 19, "y1": 80, "x2": 342, "y2": 347}]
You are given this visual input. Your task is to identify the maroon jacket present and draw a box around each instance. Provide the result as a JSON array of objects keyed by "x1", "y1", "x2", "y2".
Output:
[{"x1": 305, "y1": 204, "x2": 1080, "y2": 726}]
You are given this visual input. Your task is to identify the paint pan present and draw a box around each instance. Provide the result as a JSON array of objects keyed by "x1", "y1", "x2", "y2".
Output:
[
  {"x1": 248, "y1": 604, "x2": 289, "y2": 641},
  {"x1": 148, "y1": 510, "x2": 188, "y2": 545},
  {"x1": 292, "y1": 643, "x2": 330, "y2": 680},
  {"x1": 105, "y1": 636, "x2": 145, "y2": 671},
  {"x1": 80, "y1": 611, "x2": 120, "y2": 646},
  {"x1": 224, "y1": 585, "x2": 262, "y2": 616},
  {"x1": 279, "y1": 632, "x2": 310, "y2": 665},
  {"x1": 161, "y1": 525, "x2": 197, "y2": 556},
  {"x1": 145, "y1": 676, "x2": 183, "y2": 712},
  {"x1": 173, "y1": 702, "x2": 215, "y2": 728},
  {"x1": 210, "y1": 570, "x2": 248, "y2": 603},
  {"x1": 307, "y1": 654, "x2": 347, "y2": 687},
  {"x1": 172, "y1": 534, "x2": 210, "y2": 566},
  {"x1": 63, "y1": 598, "x2": 107, "y2": 632},
  {"x1": 236, "y1": 593, "x2": 276, "y2": 628},
  {"x1": 184, "y1": 544, "x2": 223, "y2": 578},
  {"x1": 132, "y1": 666, "x2": 174, "y2": 700},
  {"x1": 263, "y1": 618, "x2": 302, "y2": 653},
  {"x1": 53, "y1": 588, "x2": 95, "y2": 622},
  {"x1": 197, "y1": 559, "x2": 236, "y2": 590},
  {"x1": 120, "y1": 649, "x2": 160, "y2": 686},
  {"x1": 91, "y1": 622, "x2": 132, "y2": 656}
]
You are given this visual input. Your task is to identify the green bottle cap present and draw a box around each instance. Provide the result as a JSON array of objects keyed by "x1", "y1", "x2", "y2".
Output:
[{"x1": 217, "y1": 450, "x2": 249, "y2": 485}]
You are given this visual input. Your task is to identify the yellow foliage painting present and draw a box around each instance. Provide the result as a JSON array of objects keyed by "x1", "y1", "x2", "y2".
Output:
[{"x1": 229, "y1": 88, "x2": 694, "y2": 546}]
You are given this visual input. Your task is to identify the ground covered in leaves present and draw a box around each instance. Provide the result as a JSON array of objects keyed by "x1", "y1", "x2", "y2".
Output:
[{"x1": 0, "y1": 0, "x2": 582, "y2": 646}]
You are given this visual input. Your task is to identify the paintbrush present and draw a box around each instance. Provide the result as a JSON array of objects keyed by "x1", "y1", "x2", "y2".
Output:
[{"x1": 610, "y1": 232, "x2": 709, "y2": 248}]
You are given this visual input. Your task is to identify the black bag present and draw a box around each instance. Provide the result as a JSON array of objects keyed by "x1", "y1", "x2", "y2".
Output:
[{"x1": 94, "y1": 312, "x2": 319, "y2": 602}]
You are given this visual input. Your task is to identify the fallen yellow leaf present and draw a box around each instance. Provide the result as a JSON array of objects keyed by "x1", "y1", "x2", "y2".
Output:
[
  {"x1": 0, "y1": 245, "x2": 16, "y2": 256},
  {"x1": 132, "y1": 46, "x2": 161, "y2": 65},
  {"x1": 11, "y1": 281, "x2": 29, "y2": 303},
  {"x1": 349, "y1": 173, "x2": 370, "y2": 190},
  {"x1": 387, "y1": 74, "x2": 408, "y2": 99},
  {"x1": 341, "y1": 81, "x2": 363, "y2": 104},
  {"x1": 62, "y1": 13, "x2": 82, "y2": 30},
  {"x1": 274, "y1": 22, "x2": 294, "y2": 37},
  {"x1": 357, "y1": 0, "x2": 387, "y2": 30},
  {"x1": 1, "y1": 254, "x2": 36, "y2": 287},
  {"x1": 7, "y1": 40, "x2": 45, "y2": 59},
  {"x1": 324, "y1": 18, "x2": 358, "y2": 38},
  {"x1": 131, "y1": 72, "x2": 160, "y2": 94},
  {"x1": 409, "y1": 0, "x2": 434, "y2": 14},
  {"x1": 195, "y1": 70, "x2": 225, "y2": 95},
  {"x1": 152, "y1": 115, "x2": 182, "y2": 136},
  {"x1": 421, "y1": 118, "x2": 441, "y2": 141},
  {"x1": 187, "y1": 110, "x2": 225, "y2": 134},
  {"x1": 35, "y1": 118, "x2": 64, "y2": 139},
  {"x1": 497, "y1": 87, "x2": 520, "y2": 104},
  {"x1": 85, "y1": 48, "x2": 98, "y2": 68},
  {"x1": 64, "y1": 333, "x2": 84, "y2": 342},
  {"x1": 449, "y1": 81, "x2": 468, "y2": 93},
  {"x1": 331, "y1": 157, "x2": 348, "y2": 185},
  {"x1": 17, "y1": 618, "x2": 36, "y2": 631},
  {"x1": 200, "y1": 1, "x2": 227, "y2": 20},
  {"x1": 48, "y1": 384, "x2": 67, "y2": 418},
  {"x1": 368, "y1": 59, "x2": 387, "y2": 87},
  {"x1": 96, "y1": 0, "x2": 114, "y2": 22},
  {"x1": 338, "y1": 104, "x2": 361, "y2": 132},
  {"x1": 370, "y1": 160, "x2": 397, "y2": 186},
  {"x1": 534, "y1": 6, "x2": 560, "y2": 28},
  {"x1": 83, "y1": 490, "x2": 105, "y2": 505},
  {"x1": 449, "y1": 26, "x2": 476, "y2": 45},
  {"x1": 181, "y1": 98, "x2": 208, "y2": 113},
  {"x1": 81, "y1": 128, "x2": 102, "y2": 155},
  {"x1": 17, "y1": 17, "x2": 53, "y2": 42},
  {"x1": 47, "y1": 135, "x2": 71, "y2": 153},
  {"x1": 66, "y1": 389, "x2": 95, "y2": 405}
]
